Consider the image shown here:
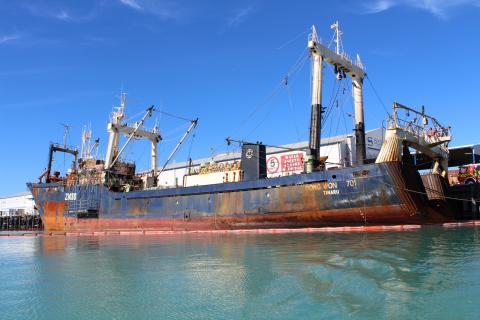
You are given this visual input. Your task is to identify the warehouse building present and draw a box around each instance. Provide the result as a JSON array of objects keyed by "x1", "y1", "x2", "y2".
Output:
[
  {"x1": 153, "y1": 128, "x2": 385, "y2": 188},
  {"x1": 0, "y1": 192, "x2": 36, "y2": 216}
]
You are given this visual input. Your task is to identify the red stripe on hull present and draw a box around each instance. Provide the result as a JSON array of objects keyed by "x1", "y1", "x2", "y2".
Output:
[{"x1": 41, "y1": 203, "x2": 446, "y2": 232}]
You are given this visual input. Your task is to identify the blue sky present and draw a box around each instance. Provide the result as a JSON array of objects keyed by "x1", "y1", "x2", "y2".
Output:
[{"x1": 1, "y1": 0, "x2": 479, "y2": 195}]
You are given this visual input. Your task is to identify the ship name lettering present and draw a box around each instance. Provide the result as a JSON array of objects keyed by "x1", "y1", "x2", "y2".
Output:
[
  {"x1": 65, "y1": 193, "x2": 77, "y2": 201},
  {"x1": 326, "y1": 182, "x2": 337, "y2": 189},
  {"x1": 323, "y1": 189, "x2": 340, "y2": 195},
  {"x1": 305, "y1": 183, "x2": 323, "y2": 191}
]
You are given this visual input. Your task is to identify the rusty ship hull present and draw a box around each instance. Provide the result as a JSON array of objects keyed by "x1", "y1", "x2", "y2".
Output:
[{"x1": 28, "y1": 162, "x2": 452, "y2": 232}]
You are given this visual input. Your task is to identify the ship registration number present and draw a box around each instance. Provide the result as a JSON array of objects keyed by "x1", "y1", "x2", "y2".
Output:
[{"x1": 65, "y1": 193, "x2": 77, "y2": 201}]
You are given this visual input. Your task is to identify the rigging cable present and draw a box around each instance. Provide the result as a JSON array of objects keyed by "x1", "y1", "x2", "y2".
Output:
[
  {"x1": 365, "y1": 74, "x2": 391, "y2": 116},
  {"x1": 276, "y1": 29, "x2": 310, "y2": 51},
  {"x1": 245, "y1": 52, "x2": 309, "y2": 138},
  {"x1": 161, "y1": 122, "x2": 191, "y2": 138},
  {"x1": 376, "y1": 177, "x2": 479, "y2": 203},
  {"x1": 286, "y1": 80, "x2": 301, "y2": 142},
  {"x1": 235, "y1": 48, "x2": 308, "y2": 136},
  {"x1": 123, "y1": 109, "x2": 146, "y2": 124},
  {"x1": 157, "y1": 110, "x2": 192, "y2": 122}
]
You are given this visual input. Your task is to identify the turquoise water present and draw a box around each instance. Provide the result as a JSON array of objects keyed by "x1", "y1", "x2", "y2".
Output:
[{"x1": 1, "y1": 227, "x2": 480, "y2": 319}]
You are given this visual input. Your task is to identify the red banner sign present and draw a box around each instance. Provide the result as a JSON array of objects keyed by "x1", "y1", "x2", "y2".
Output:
[{"x1": 280, "y1": 153, "x2": 304, "y2": 172}]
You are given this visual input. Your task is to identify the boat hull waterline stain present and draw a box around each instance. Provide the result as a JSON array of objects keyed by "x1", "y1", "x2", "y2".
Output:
[{"x1": 28, "y1": 162, "x2": 452, "y2": 231}]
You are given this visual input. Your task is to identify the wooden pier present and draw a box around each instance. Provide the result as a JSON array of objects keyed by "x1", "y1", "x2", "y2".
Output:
[{"x1": 0, "y1": 215, "x2": 43, "y2": 231}]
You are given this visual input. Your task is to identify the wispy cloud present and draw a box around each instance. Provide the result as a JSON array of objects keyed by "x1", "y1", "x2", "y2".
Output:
[
  {"x1": 361, "y1": 0, "x2": 480, "y2": 18},
  {"x1": 0, "y1": 34, "x2": 22, "y2": 45},
  {"x1": 54, "y1": 10, "x2": 71, "y2": 21},
  {"x1": 117, "y1": 0, "x2": 186, "y2": 20},
  {"x1": 362, "y1": 0, "x2": 397, "y2": 14},
  {"x1": 0, "y1": 66, "x2": 72, "y2": 77},
  {"x1": 0, "y1": 90, "x2": 111, "y2": 111},
  {"x1": 119, "y1": 0, "x2": 142, "y2": 11},
  {"x1": 227, "y1": 5, "x2": 255, "y2": 28},
  {"x1": 22, "y1": 2, "x2": 98, "y2": 22}
]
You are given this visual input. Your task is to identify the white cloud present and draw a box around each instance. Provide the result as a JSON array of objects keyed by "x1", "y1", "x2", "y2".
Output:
[
  {"x1": 119, "y1": 0, "x2": 142, "y2": 11},
  {"x1": 118, "y1": 0, "x2": 185, "y2": 20},
  {"x1": 227, "y1": 5, "x2": 255, "y2": 28},
  {"x1": 362, "y1": 0, "x2": 480, "y2": 17},
  {"x1": 22, "y1": 2, "x2": 97, "y2": 22},
  {"x1": 54, "y1": 10, "x2": 71, "y2": 21},
  {"x1": 363, "y1": 0, "x2": 397, "y2": 13},
  {"x1": 0, "y1": 34, "x2": 21, "y2": 44}
]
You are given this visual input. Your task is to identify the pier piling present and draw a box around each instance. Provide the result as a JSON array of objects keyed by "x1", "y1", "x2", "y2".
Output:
[{"x1": 0, "y1": 215, "x2": 43, "y2": 231}]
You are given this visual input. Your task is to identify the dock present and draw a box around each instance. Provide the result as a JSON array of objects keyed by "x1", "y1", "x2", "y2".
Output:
[
  {"x1": 449, "y1": 183, "x2": 480, "y2": 220},
  {"x1": 0, "y1": 214, "x2": 43, "y2": 231}
]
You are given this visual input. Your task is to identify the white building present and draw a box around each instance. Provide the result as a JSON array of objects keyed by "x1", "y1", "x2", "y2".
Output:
[
  {"x1": 0, "y1": 192, "x2": 36, "y2": 216},
  {"x1": 154, "y1": 128, "x2": 385, "y2": 188}
]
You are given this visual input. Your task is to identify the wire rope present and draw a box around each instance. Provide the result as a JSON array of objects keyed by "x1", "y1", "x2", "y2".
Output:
[{"x1": 365, "y1": 74, "x2": 390, "y2": 116}]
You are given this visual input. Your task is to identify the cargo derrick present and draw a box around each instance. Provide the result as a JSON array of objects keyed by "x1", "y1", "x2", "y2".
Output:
[
  {"x1": 103, "y1": 94, "x2": 161, "y2": 191},
  {"x1": 38, "y1": 144, "x2": 78, "y2": 185},
  {"x1": 306, "y1": 22, "x2": 366, "y2": 171}
]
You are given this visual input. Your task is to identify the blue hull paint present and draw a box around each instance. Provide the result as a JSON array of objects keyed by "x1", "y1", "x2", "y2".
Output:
[{"x1": 27, "y1": 162, "x2": 449, "y2": 231}]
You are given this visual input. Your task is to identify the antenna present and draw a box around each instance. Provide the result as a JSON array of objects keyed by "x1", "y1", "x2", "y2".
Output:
[
  {"x1": 331, "y1": 20, "x2": 345, "y2": 80},
  {"x1": 120, "y1": 92, "x2": 127, "y2": 109},
  {"x1": 60, "y1": 123, "x2": 73, "y2": 148},
  {"x1": 81, "y1": 125, "x2": 92, "y2": 159},
  {"x1": 330, "y1": 20, "x2": 343, "y2": 55}
]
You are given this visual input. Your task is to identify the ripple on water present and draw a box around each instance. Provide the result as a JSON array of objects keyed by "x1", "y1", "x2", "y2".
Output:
[{"x1": 1, "y1": 227, "x2": 480, "y2": 319}]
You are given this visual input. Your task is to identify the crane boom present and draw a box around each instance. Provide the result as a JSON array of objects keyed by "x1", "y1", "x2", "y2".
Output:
[{"x1": 158, "y1": 119, "x2": 198, "y2": 177}]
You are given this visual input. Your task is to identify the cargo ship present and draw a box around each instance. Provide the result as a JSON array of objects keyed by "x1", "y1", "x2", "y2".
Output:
[{"x1": 28, "y1": 22, "x2": 455, "y2": 231}]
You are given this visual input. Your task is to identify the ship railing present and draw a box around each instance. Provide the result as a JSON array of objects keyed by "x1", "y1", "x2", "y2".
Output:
[
  {"x1": 50, "y1": 142, "x2": 79, "y2": 152},
  {"x1": 394, "y1": 117, "x2": 450, "y2": 153},
  {"x1": 395, "y1": 117, "x2": 424, "y2": 137}
]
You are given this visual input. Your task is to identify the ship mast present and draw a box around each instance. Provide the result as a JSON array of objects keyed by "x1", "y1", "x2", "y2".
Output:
[
  {"x1": 104, "y1": 93, "x2": 162, "y2": 185},
  {"x1": 307, "y1": 26, "x2": 324, "y2": 170},
  {"x1": 104, "y1": 93, "x2": 126, "y2": 169},
  {"x1": 307, "y1": 22, "x2": 367, "y2": 168}
]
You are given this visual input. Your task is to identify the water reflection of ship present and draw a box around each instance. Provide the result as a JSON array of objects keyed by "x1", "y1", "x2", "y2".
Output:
[
  {"x1": 32, "y1": 229, "x2": 480, "y2": 318},
  {"x1": 228, "y1": 230, "x2": 479, "y2": 317},
  {"x1": 207, "y1": 230, "x2": 479, "y2": 317}
]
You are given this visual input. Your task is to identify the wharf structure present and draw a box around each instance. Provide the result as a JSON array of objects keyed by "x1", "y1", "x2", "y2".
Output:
[
  {"x1": 0, "y1": 192, "x2": 36, "y2": 216},
  {"x1": 0, "y1": 192, "x2": 42, "y2": 230}
]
